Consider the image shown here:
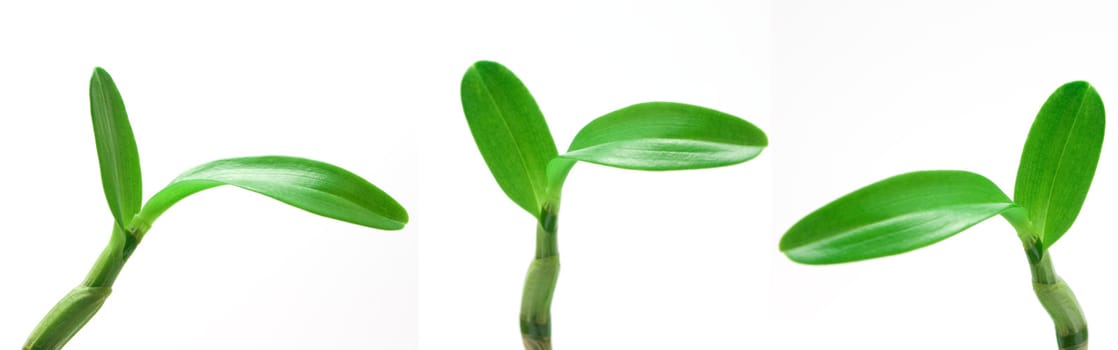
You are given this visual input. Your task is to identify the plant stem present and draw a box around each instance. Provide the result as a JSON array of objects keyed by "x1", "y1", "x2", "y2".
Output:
[
  {"x1": 521, "y1": 200, "x2": 560, "y2": 350},
  {"x1": 1004, "y1": 207, "x2": 1087, "y2": 349},
  {"x1": 1026, "y1": 246, "x2": 1087, "y2": 350},
  {"x1": 23, "y1": 225, "x2": 141, "y2": 350}
]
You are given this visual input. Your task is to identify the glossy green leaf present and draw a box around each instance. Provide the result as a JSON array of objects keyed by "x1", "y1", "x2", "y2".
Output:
[
  {"x1": 134, "y1": 156, "x2": 407, "y2": 231},
  {"x1": 1014, "y1": 81, "x2": 1105, "y2": 247},
  {"x1": 89, "y1": 67, "x2": 142, "y2": 229},
  {"x1": 461, "y1": 61, "x2": 558, "y2": 217},
  {"x1": 781, "y1": 171, "x2": 1015, "y2": 264},
  {"x1": 562, "y1": 102, "x2": 766, "y2": 170}
]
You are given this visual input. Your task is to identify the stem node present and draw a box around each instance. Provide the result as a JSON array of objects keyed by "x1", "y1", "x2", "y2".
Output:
[{"x1": 1028, "y1": 251, "x2": 1087, "y2": 350}]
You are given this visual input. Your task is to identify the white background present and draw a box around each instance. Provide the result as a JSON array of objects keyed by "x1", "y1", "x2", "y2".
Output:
[
  {"x1": 0, "y1": 1, "x2": 772, "y2": 349},
  {"x1": 773, "y1": 1, "x2": 1118, "y2": 349},
  {"x1": 6, "y1": 0, "x2": 1116, "y2": 349},
  {"x1": 0, "y1": 2, "x2": 417, "y2": 349},
  {"x1": 418, "y1": 1, "x2": 771, "y2": 349}
]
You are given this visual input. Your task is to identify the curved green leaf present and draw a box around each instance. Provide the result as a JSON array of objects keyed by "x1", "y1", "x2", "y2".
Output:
[
  {"x1": 545, "y1": 158, "x2": 577, "y2": 195},
  {"x1": 134, "y1": 156, "x2": 407, "y2": 231},
  {"x1": 461, "y1": 61, "x2": 558, "y2": 217},
  {"x1": 781, "y1": 171, "x2": 1015, "y2": 264},
  {"x1": 562, "y1": 102, "x2": 766, "y2": 170},
  {"x1": 1014, "y1": 81, "x2": 1105, "y2": 247},
  {"x1": 89, "y1": 67, "x2": 142, "y2": 229}
]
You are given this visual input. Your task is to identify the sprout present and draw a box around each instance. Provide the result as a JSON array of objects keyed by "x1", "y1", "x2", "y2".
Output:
[
  {"x1": 781, "y1": 81, "x2": 1103, "y2": 350},
  {"x1": 460, "y1": 60, "x2": 767, "y2": 349},
  {"x1": 23, "y1": 68, "x2": 409, "y2": 350}
]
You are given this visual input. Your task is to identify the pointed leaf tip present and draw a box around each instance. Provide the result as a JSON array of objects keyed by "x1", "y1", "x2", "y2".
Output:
[
  {"x1": 137, "y1": 156, "x2": 408, "y2": 231},
  {"x1": 89, "y1": 67, "x2": 143, "y2": 230},
  {"x1": 562, "y1": 102, "x2": 766, "y2": 170},
  {"x1": 781, "y1": 171, "x2": 1014, "y2": 264},
  {"x1": 1014, "y1": 81, "x2": 1104, "y2": 247},
  {"x1": 461, "y1": 60, "x2": 558, "y2": 217}
]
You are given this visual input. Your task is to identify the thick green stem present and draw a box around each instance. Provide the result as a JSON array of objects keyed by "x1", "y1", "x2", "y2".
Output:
[
  {"x1": 23, "y1": 225, "x2": 141, "y2": 350},
  {"x1": 1005, "y1": 207, "x2": 1087, "y2": 350},
  {"x1": 521, "y1": 201, "x2": 560, "y2": 350},
  {"x1": 1027, "y1": 248, "x2": 1087, "y2": 350}
]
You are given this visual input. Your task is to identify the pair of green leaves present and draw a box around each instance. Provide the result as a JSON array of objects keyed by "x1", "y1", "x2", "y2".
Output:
[
  {"x1": 781, "y1": 81, "x2": 1104, "y2": 264},
  {"x1": 461, "y1": 61, "x2": 768, "y2": 217},
  {"x1": 89, "y1": 67, "x2": 407, "y2": 235}
]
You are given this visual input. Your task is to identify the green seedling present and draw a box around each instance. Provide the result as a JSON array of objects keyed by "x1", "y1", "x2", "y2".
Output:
[
  {"x1": 461, "y1": 60, "x2": 767, "y2": 349},
  {"x1": 23, "y1": 68, "x2": 409, "y2": 350},
  {"x1": 780, "y1": 82, "x2": 1103, "y2": 350}
]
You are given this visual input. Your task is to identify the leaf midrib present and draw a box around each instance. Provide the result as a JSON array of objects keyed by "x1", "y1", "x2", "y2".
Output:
[
  {"x1": 93, "y1": 80, "x2": 137, "y2": 225},
  {"x1": 1037, "y1": 88, "x2": 1091, "y2": 238},
  {"x1": 166, "y1": 178, "x2": 402, "y2": 226},
  {"x1": 784, "y1": 202, "x2": 1012, "y2": 252},
  {"x1": 476, "y1": 72, "x2": 548, "y2": 209},
  {"x1": 567, "y1": 136, "x2": 760, "y2": 152}
]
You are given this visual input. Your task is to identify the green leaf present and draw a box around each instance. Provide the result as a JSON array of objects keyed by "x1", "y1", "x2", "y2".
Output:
[
  {"x1": 89, "y1": 67, "x2": 142, "y2": 230},
  {"x1": 461, "y1": 61, "x2": 558, "y2": 217},
  {"x1": 1014, "y1": 81, "x2": 1105, "y2": 247},
  {"x1": 780, "y1": 171, "x2": 1015, "y2": 264},
  {"x1": 134, "y1": 156, "x2": 407, "y2": 231},
  {"x1": 561, "y1": 102, "x2": 766, "y2": 170}
]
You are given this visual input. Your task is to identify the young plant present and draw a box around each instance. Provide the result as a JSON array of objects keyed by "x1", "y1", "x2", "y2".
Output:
[
  {"x1": 23, "y1": 68, "x2": 409, "y2": 350},
  {"x1": 461, "y1": 60, "x2": 768, "y2": 349},
  {"x1": 780, "y1": 82, "x2": 1103, "y2": 350}
]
